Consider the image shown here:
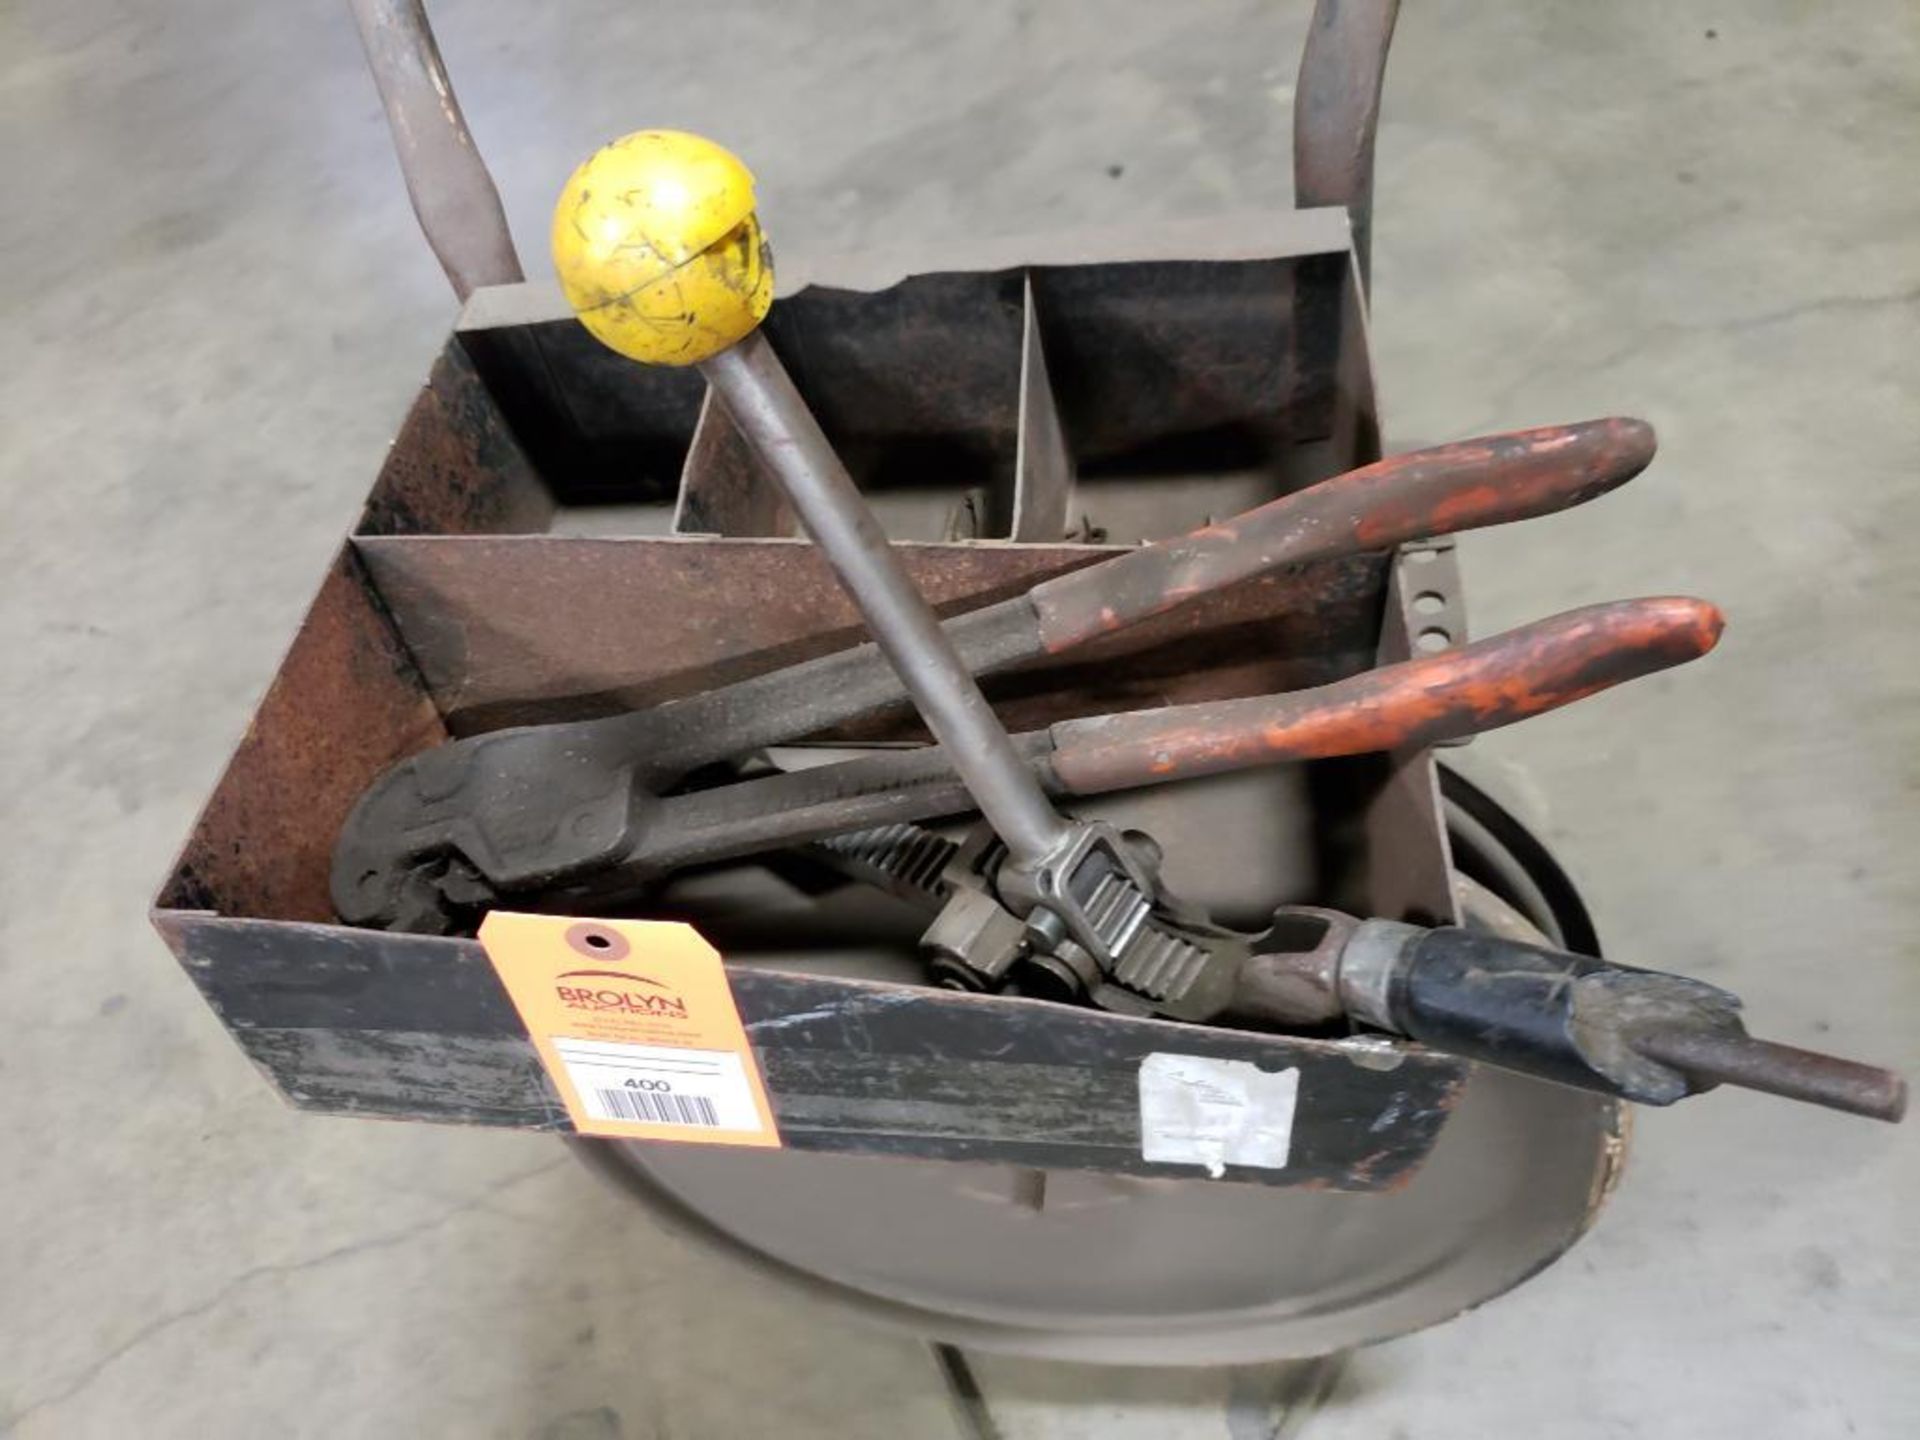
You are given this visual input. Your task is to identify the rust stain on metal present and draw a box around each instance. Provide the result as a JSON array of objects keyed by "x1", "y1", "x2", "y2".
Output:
[
  {"x1": 1369, "y1": 1080, "x2": 1469, "y2": 1197},
  {"x1": 355, "y1": 343, "x2": 553, "y2": 537},
  {"x1": 1577, "y1": 1105, "x2": 1633, "y2": 1238},
  {"x1": 359, "y1": 536, "x2": 1095, "y2": 726},
  {"x1": 356, "y1": 534, "x2": 1385, "y2": 736},
  {"x1": 154, "y1": 551, "x2": 446, "y2": 923}
]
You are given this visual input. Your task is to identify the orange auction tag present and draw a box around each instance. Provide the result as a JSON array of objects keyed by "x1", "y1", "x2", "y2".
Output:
[{"x1": 479, "y1": 913, "x2": 780, "y2": 1147}]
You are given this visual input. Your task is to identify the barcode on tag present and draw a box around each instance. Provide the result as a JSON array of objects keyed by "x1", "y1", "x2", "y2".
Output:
[
  {"x1": 595, "y1": 1088, "x2": 719, "y2": 1126},
  {"x1": 554, "y1": 1038, "x2": 763, "y2": 1131}
]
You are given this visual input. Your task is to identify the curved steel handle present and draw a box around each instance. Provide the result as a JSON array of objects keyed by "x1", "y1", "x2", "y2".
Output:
[
  {"x1": 348, "y1": 0, "x2": 523, "y2": 300},
  {"x1": 353, "y1": 0, "x2": 1398, "y2": 304},
  {"x1": 1294, "y1": 0, "x2": 1402, "y2": 291}
]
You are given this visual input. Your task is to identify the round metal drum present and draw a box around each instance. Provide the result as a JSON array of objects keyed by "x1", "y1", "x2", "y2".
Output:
[{"x1": 581, "y1": 1070, "x2": 1620, "y2": 1364}]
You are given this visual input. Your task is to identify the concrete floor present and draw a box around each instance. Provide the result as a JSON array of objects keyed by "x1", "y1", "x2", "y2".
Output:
[{"x1": 2, "y1": 0, "x2": 1915, "y2": 1434}]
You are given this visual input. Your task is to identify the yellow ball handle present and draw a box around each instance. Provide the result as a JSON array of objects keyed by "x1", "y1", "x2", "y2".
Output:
[
  {"x1": 549, "y1": 132, "x2": 1084, "y2": 886},
  {"x1": 550, "y1": 131, "x2": 774, "y2": 367}
]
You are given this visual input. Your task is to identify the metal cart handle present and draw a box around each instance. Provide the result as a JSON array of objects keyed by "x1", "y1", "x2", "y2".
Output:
[
  {"x1": 1294, "y1": 0, "x2": 1400, "y2": 288},
  {"x1": 346, "y1": 0, "x2": 522, "y2": 299},
  {"x1": 347, "y1": 0, "x2": 1400, "y2": 302}
]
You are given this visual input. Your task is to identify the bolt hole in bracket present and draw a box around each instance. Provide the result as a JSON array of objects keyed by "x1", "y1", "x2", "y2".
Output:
[{"x1": 1393, "y1": 539, "x2": 1471, "y2": 740}]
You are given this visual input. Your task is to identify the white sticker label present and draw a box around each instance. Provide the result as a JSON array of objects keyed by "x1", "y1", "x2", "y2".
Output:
[
  {"x1": 553, "y1": 1038, "x2": 764, "y2": 1132},
  {"x1": 1138, "y1": 1053, "x2": 1299, "y2": 1177}
]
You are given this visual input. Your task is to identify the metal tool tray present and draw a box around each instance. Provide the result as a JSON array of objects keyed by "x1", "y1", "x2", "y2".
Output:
[{"x1": 152, "y1": 211, "x2": 1545, "y2": 1186}]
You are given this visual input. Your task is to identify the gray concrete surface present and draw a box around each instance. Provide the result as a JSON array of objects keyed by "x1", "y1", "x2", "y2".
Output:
[{"x1": 2, "y1": 0, "x2": 1914, "y2": 1435}]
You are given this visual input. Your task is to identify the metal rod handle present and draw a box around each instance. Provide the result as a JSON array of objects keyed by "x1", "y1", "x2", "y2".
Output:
[
  {"x1": 1636, "y1": 1029, "x2": 1908, "y2": 1124},
  {"x1": 699, "y1": 332, "x2": 1071, "y2": 868}
]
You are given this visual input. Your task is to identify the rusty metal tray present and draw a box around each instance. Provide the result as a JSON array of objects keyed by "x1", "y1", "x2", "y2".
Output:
[{"x1": 154, "y1": 214, "x2": 1501, "y2": 1185}]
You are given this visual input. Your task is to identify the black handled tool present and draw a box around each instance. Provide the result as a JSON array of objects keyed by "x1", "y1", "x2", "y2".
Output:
[
  {"x1": 1330, "y1": 923, "x2": 1906, "y2": 1122},
  {"x1": 812, "y1": 831, "x2": 1908, "y2": 1124}
]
